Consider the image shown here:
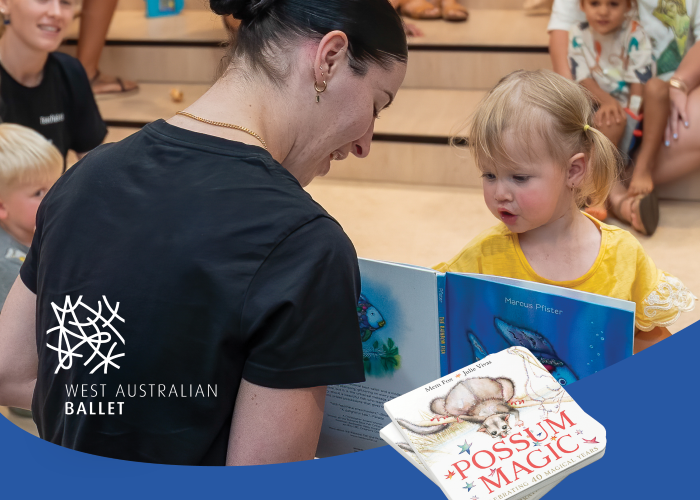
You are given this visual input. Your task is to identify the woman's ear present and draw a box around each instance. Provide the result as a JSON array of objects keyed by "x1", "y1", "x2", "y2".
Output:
[
  {"x1": 567, "y1": 152, "x2": 587, "y2": 188},
  {"x1": 313, "y1": 30, "x2": 349, "y2": 83}
]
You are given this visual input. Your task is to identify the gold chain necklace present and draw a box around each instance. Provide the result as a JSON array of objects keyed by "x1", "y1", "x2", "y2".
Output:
[{"x1": 175, "y1": 111, "x2": 268, "y2": 151}]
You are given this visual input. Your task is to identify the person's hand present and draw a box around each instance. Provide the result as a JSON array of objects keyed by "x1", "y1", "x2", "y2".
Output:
[
  {"x1": 665, "y1": 87, "x2": 689, "y2": 146},
  {"x1": 595, "y1": 97, "x2": 626, "y2": 127}
]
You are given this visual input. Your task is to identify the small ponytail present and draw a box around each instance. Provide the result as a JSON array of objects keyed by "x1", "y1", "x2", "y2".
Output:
[{"x1": 579, "y1": 124, "x2": 622, "y2": 208}]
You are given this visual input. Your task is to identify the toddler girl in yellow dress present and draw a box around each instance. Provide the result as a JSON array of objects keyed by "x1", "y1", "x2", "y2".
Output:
[{"x1": 435, "y1": 70, "x2": 695, "y2": 353}]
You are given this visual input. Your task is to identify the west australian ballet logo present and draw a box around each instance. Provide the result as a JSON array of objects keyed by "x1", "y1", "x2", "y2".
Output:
[{"x1": 47, "y1": 296, "x2": 126, "y2": 375}]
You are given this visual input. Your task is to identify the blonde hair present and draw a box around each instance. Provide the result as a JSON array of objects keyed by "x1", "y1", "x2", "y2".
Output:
[
  {"x1": 461, "y1": 70, "x2": 622, "y2": 208},
  {"x1": 0, "y1": 124, "x2": 63, "y2": 195}
]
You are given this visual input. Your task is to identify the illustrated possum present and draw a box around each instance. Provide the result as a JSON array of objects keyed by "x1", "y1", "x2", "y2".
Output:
[{"x1": 397, "y1": 377, "x2": 519, "y2": 438}]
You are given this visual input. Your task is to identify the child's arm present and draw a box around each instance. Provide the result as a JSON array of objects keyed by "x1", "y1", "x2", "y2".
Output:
[
  {"x1": 550, "y1": 30, "x2": 573, "y2": 79},
  {"x1": 634, "y1": 326, "x2": 671, "y2": 354},
  {"x1": 580, "y1": 78, "x2": 627, "y2": 126},
  {"x1": 0, "y1": 277, "x2": 38, "y2": 410}
]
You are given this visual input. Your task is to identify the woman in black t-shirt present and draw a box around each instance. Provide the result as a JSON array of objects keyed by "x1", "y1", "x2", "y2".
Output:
[
  {"x1": 0, "y1": 0, "x2": 106, "y2": 161},
  {"x1": 0, "y1": 0, "x2": 407, "y2": 466}
]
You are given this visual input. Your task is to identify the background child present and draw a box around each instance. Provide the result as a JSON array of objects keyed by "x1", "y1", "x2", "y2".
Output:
[
  {"x1": 0, "y1": 123, "x2": 62, "y2": 310},
  {"x1": 435, "y1": 70, "x2": 695, "y2": 354},
  {"x1": 0, "y1": 123, "x2": 61, "y2": 417},
  {"x1": 568, "y1": 0, "x2": 655, "y2": 221}
]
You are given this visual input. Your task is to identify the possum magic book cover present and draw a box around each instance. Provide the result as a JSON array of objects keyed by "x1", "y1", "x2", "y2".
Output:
[{"x1": 384, "y1": 347, "x2": 607, "y2": 500}]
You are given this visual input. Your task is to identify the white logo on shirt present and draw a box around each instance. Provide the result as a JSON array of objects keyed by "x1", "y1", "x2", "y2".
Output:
[
  {"x1": 47, "y1": 296, "x2": 126, "y2": 375},
  {"x1": 40, "y1": 113, "x2": 65, "y2": 125}
]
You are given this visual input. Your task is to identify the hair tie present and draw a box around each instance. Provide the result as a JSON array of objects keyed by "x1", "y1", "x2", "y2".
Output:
[{"x1": 583, "y1": 124, "x2": 591, "y2": 132}]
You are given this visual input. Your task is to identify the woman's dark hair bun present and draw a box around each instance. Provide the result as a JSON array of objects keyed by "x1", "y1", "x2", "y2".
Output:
[{"x1": 210, "y1": 0, "x2": 277, "y2": 22}]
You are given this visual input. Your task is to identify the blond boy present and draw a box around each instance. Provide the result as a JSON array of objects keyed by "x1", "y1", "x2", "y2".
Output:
[{"x1": 0, "y1": 124, "x2": 62, "y2": 310}]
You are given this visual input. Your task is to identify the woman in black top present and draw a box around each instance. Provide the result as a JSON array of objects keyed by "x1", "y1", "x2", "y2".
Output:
[
  {"x1": 0, "y1": 0, "x2": 407, "y2": 466},
  {"x1": 0, "y1": 0, "x2": 106, "y2": 161}
]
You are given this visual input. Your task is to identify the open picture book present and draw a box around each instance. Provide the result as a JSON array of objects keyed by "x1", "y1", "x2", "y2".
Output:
[{"x1": 316, "y1": 259, "x2": 632, "y2": 458}]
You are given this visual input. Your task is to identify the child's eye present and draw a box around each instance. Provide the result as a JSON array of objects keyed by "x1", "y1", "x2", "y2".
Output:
[
  {"x1": 481, "y1": 173, "x2": 496, "y2": 181},
  {"x1": 373, "y1": 108, "x2": 381, "y2": 120},
  {"x1": 34, "y1": 189, "x2": 46, "y2": 197},
  {"x1": 512, "y1": 175, "x2": 530, "y2": 183}
]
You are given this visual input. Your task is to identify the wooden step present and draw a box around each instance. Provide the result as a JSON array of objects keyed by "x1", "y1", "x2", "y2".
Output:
[
  {"x1": 61, "y1": 9, "x2": 550, "y2": 89},
  {"x1": 67, "y1": 9, "x2": 549, "y2": 49}
]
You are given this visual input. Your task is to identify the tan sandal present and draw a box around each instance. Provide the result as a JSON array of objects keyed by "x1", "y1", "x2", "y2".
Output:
[
  {"x1": 610, "y1": 191, "x2": 659, "y2": 236},
  {"x1": 90, "y1": 70, "x2": 139, "y2": 95},
  {"x1": 397, "y1": 0, "x2": 442, "y2": 19}
]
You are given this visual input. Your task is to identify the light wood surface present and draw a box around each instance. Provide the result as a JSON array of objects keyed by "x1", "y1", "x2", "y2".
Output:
[
  {"x1": 60, "y1": 45, "x2": 226, "y2": 84},
  {"x1": 325, "y1": 141, "x2": 480, "y2": 188},
  {"x1": 63, "y1": 44, "x2": 551, "y2": 89},
  {"x1": 404, "y1": 51, "x2": 551, "y2": 89},
  {"x1": 66, "y1": 9, "x2": 225, "y2": 43},
  {"x1": 404, "y1": 10, "x2": 549, "y2": 47},
  {"x1": 66, "y1": 9, "x2": 549, "y2": 49},
  {"x1": 95, "y1": 83, "x2": 209, "y2": 123},
  {"x1": 94, "y1": 83, "x2": 485, "y2": 138}
]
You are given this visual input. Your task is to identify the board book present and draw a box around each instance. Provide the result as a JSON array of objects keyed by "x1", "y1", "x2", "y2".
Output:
[
  {"x1": 383, "y1": 347, "x2": 606, "y2": 500},
  {"x1": 316, "y1": 259, "x2": 633, "y2": 458},
  {"x1": 380, "y1": 422, "x2": 565, "y2": 500}
]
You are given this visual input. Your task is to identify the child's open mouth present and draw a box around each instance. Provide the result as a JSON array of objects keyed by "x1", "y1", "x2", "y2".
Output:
[{"x1": 498, "y1": 209, "x2": 517, "y2": 224}]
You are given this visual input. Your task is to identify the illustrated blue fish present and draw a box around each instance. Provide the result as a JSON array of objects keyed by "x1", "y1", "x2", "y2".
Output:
[
  {"x1": 357, "y1": 294, "x2": 386, "y2": 342},
  {"x1": 467, "y1": 331, "x2": 489, "y2": 361},
  {"x1": 493, "y1": 318, "x2": 578, "y2": 386}
]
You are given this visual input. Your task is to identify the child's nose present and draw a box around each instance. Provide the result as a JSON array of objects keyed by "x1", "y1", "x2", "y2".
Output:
[{"x1": 494, "y1": 182, "x2": 513, "y2": 201}]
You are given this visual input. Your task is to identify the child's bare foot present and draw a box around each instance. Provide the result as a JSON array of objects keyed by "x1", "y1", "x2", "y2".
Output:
[
  {"x1": 584, "y1": 203, "x2": 608, "y2": 221},
  {"x1": 398, "y1": 0, "x2": 441, "y2": 19},
  {"x1": 441, "y1": 0, "x2": 468, "y2": 21},
  {"x1": 628, "y1": 165, "x2": 654, "y2": 196}
]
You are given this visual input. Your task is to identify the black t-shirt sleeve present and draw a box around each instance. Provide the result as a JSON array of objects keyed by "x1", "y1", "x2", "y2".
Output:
[
  {"x1": 55, "y1": 53, "x2": 107, "y2": 153},
  {"x1": 240, "y1": 216, "x2": 365, "y2": 389}
]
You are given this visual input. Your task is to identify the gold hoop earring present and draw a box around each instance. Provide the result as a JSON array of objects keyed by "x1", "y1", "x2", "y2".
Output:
[{"x1": 314, "y1": 66, "x2": 327, "y2": 103}]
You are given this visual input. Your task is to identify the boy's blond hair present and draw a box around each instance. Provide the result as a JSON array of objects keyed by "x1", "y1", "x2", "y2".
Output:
[
  {"x1": 0, "y1": 124, "x2": 63, "y2": 195},
  {"x1": 460, "y1": 70, "x2": 622, "y2": 208}
]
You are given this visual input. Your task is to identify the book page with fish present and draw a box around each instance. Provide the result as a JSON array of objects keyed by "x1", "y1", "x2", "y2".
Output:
[
  {"x1": 385, "y1": 347, "x2": 606, "y2": 500},
  {"x1": 316, "y1": 258, "x2": 443, "y2": 457},
  {"x1": 444, "y1": 273, "x2": 635, "y2": 383}
]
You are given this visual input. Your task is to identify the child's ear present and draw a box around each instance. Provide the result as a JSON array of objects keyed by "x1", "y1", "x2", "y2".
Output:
[
  {"x1": 567, "y1": 153, "x2": 587, "y2": 189},
  {"x1": 0, "y1": 199, "x2": 7, "y2": 221}
]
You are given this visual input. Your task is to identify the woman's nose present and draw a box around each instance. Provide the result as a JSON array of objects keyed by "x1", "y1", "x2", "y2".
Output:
[{"x1": 351, "y1": 120, "x2": 375, "y2": 159}]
